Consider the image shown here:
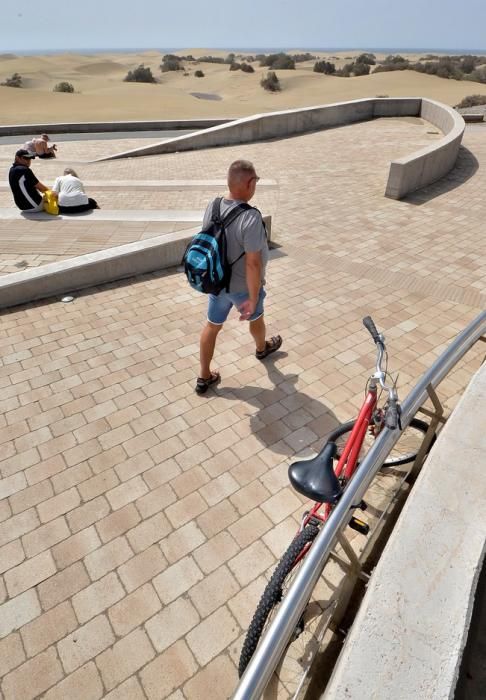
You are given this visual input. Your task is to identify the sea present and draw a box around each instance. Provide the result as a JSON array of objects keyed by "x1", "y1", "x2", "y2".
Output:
[{"x1": 3, "y1": 47, "x2": 486, "y2": 56}]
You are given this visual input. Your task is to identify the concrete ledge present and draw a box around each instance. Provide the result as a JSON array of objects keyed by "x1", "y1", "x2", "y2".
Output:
[
  {"x1": 96, "y1": 98, "x2": 464, "y2": 200},
  {"x1": 0, "y1": 227, "x2": 198, "y2": 309},
  {"x1": 462, "y1": 114, "x2": 484, "y2": 123},
  {"x1": 0, "y1": 119, "x2": 233, "y2": 137},
  {"x1": 324, "y1": 363, "x2": 486, "y2": 700},
  {"x1": 0, "y1": 215, "x2": 272, "y2": 309},
  {"x1": 0, "y1": 179, "x2": 278, "y2": 192},
  {"x1": 0, "y1": 209, "x2": 209, "y2": 222}
]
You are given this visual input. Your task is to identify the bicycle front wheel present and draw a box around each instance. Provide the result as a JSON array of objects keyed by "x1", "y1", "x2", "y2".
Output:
[
  {"x1": 327, "y1": 417, "x2": 432, "y2": 467},
  {"x1": 238, "y1": 523, "x2": 320, "y2": 678}
]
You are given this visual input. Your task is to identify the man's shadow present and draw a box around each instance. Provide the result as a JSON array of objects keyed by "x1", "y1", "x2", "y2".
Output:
[{"x1": 217, "y1": 353, "x2": 342, "y2": 457}]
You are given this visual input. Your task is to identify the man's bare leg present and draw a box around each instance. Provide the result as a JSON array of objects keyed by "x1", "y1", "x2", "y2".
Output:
[
  {"x1": 199, "y1": 321, "x2": 223, "y2": 379},
  {"x1": 249, "y1": 315, "x2": 266, "y2": 354}
]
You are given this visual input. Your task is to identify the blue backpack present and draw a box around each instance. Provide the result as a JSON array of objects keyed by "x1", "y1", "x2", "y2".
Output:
[{"x1": 182, "y1": 197, "x2": 251, "y2": 295}]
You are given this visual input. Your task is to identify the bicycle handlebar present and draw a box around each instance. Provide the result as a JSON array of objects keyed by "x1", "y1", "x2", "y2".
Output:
[
  {"x1": 362, "y1": 315, "x2": 399, "y2": 413},
  {"x1": 363, "y1": 316, "x2": 381, "y2": 344}
]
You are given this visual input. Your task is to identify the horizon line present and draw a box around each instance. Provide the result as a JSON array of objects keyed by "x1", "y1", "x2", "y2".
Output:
[{"x1": 3, "y1": 45, "x2": 486, "y2": 54}]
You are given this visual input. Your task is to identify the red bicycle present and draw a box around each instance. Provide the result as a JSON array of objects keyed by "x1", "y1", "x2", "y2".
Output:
[{"x1": 238, "y1": 316, "x2": 432, "y2": 677}]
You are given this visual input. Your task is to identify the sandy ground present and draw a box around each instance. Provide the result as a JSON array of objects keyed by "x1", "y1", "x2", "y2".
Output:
[{"x1": 1, "y1": 48, "x2": 485, "y2": 125}]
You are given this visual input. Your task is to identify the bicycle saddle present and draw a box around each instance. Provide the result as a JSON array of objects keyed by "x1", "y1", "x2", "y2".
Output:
[{"x1": 288, "y1": 442, "x2": 342, "y2": 504}]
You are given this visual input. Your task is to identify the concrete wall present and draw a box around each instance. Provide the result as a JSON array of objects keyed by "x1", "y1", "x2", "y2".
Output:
[
  {"x1": 101, "y1": 98, "x2": 422, "y2": 160},
  {"x1": 0, "y1": 119, "x2": 231, "y2": 137},
  {"x1": 384, "y1": 98, "x2": 465, "y2": 199},
  {"x1": 0, "y1": 216, "x2": 272, "y2": 310},
  {"x1": 98, "y1": 98, "x2": 464, "y2": 201},
  {"x1": 324, "y1": 362, "x2": 486, "y2": 700}
]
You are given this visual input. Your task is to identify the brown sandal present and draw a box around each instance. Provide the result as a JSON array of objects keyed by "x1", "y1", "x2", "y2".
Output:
[
  {"x1": 195, "y1": 371, "x2": 221, "y2": 395},
  {"x1": 256, "y1": 335, "x2": 282, "y2": 360}
]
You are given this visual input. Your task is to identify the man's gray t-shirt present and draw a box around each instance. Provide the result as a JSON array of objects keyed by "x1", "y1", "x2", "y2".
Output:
[{"x1": 202, "y1": 197, "x2": 268, "y2": 294}]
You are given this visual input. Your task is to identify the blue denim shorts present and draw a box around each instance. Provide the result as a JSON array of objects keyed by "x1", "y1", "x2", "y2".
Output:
[{"x1": 207, "y1": 287, "x2": 266, "y2": 325}]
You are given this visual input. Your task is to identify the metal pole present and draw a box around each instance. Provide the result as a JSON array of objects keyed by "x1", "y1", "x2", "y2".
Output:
[{"x1": 233, "y1": 310, "x2": 486, "y2": 700}]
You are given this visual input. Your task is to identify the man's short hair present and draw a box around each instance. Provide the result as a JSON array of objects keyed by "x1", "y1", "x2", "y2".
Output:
[{"x1": 227, "y1": 159, "x2": 256, "y2": 186}]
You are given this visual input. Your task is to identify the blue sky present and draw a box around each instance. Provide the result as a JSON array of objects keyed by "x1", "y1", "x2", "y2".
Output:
[{"x1": 2, "y1": 0, "x2": 486, "y2": 52}]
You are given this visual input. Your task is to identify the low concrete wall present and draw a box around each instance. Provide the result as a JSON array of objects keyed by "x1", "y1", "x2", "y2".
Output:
[
  {"x1": 98, "y1": 98, "x2": 464, "y2": 200},
  {"x1": 101, "y1": 98, "x2": 421, "y2": 160},
  {"x1": 0, "y1": 119, "x2": 232, "y2": 137},
  {"x1": 385, "y1": 98, "x2": 465, "y2": 199},
  {"x1": 0, "y1": 215, "x2": 272, "y2": 310},
  {"x1": 324, "y1": 363, "x2": 486, "y2": 700},
  {"x1": 0, "y1": 227, "x2": 198, "y2": 309}
]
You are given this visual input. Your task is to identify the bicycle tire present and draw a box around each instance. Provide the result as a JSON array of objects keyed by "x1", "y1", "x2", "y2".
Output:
[
  {"x1": 238, "y1": 523, "x2": 319, "y2": 678},
  {"x1": 327, "y1": 417, "x2": 433, "y2": 467}
]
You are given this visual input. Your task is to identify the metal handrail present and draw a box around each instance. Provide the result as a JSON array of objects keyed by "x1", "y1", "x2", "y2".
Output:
[{"x1": 233, "y1": 310, "x2": 486, "y2": 700}]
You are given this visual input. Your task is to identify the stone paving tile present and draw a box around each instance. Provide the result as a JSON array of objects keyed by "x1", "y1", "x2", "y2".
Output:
[{"x1": 0, "y1": 119, "x2": 485, "y2": 699}]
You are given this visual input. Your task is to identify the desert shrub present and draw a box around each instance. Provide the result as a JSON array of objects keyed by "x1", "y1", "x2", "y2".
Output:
[
  {"x1": 373, "y1": 61, "x2": 410, "y2": 73},
  {"x1": 161, "y1": 54, "x2": 183, "y2": 72},
  {"x1": 260, "y1": 53, "x2": 295, "y2": 70},
  {"x1": 356, "y1": 53, "x2": 376, "y2": 65},
  {"x1": 353, "y1": 62, "x2": 371, "y2": 76},
  {"x1": 291, "y1": 53, "x2": 316, "y2": 63},
  {"x1": 225, "y1": 53, "x2": 235, "y2": 64},
  {"x1": 465, "y1": 69, "x2": 486, "y2": 84},
  {"x1": 124, "y1": 64, "x2": 156, "y2": 83},
  {"x1": 199, "y1": 56, "x2": 225, "y2": 64},
  {"x1": 335, "y1": 63, "x2": 353, "y2": 77},
  {"x1": 455, "y1": 94, "x2": 486, "y2": 109},
  {"x1": 194, "y1": 70, "x2": 204, "y2": 78},
  {"x1": 240, "y1": 63, "x2": 254, "y2": 73},
  {"x1": 53, "y1": 81, "x2": 74, "y2": 93},
  {"x1": 261, "y1": 71, "x2": 281, "y2": 92},
  {"x1": 314, "y1": 60, "x2": 335, "y2": 75},
  {"x1": 229, "y1": 62, "x2": 241, "y2": 71},
  {"x1": 1, "y1": 72, "x2": 22, "y2": 88}
]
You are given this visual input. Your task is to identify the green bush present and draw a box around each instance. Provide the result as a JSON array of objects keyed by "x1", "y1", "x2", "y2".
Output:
[
  {"x1": 1, "y1": 72, "x2": 22, "y2": 88},
  {"x1": 260, "y1": 53, "x2": 295, "y2": 70},
  {"x1": 161, "y1": 54, "x2": 183, "y2": 72},
  {"x1": 124, "y1": 64, "x2": 156, "y2": 83},
  {"x1": 314, "y1": 60, "x2": 335, "y2": 75},
  {"x1": 194, "y1": 70, "x2": 204, "y2": 78},
  {"x1": 53, "y1": 81, "x2": 74, "y2": 93},
  {"x1": 229, "y1": 62, "x2": 241, "y2": 71},
  {"x1": 240, "y1": 63, "x2": 254, "y2": 73},
  {"x1": 261, "y1": 71, "x2": 281, "y2": 92},
  {"x1": 198, "y1": 56, "x2": 225, "y2": 64},
  {"x1": 455, "y1": 94, "x2": 486, "y2": 108},
  {"x1": 353, "y1": 62, "x2": 370, "y2": 76},
  {"x1": 291, "y1": 53, "x2": 316, "y2": 63},
  {"x1": 356, "y1": 53, "x2": 376, "y2": 65}
]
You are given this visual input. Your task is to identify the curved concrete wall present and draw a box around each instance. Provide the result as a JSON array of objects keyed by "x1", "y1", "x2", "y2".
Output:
[
  {"x1": 385, "y1": 98, "x2": 465, "y2": 199},
  {"x1": 100, "y1": 98, "x2": 465, "y2": 201}
]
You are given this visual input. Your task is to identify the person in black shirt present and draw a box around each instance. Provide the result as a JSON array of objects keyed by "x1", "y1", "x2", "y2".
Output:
[{"x1": 9, "y1": 149, "x2": 48, "y2": 211}]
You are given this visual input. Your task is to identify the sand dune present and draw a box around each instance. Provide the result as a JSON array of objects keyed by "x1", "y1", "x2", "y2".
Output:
[{"x1": 0, "y1": 49, "x2": 484, "y2": 125}]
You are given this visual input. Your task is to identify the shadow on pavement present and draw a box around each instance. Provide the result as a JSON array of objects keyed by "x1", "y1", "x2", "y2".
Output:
[
  {"x1": 405, "y1": 145, "x2": 479, "y2": 205},
  {"x1": 217, "y1": 354, "x2": 341, "y2": 457}
]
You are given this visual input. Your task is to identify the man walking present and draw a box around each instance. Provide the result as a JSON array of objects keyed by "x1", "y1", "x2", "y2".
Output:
[
  {"x1": 196, "y1": 159, "x2": 282, "y2": 395},
  {"x1": 9, "y1": 150, "x2": 48, "y2": 212}
]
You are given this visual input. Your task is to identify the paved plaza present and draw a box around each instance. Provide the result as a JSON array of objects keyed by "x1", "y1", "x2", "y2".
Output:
[{"x1": 0, "y1": 118, "x2": 485, "y2": 699}]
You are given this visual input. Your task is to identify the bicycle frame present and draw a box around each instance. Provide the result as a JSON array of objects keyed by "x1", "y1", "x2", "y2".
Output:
[{"x1": 299, "y1": 384, "x2": 378, "y2": 535}]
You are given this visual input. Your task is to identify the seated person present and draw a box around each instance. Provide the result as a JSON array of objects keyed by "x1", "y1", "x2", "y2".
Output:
[
  {"x1": 22, "y1": 138, "x2": 36, "y2": 155},
  {"x1": 52, "y1": 168, "x2": 99, "y2": 213},
  {"x1": 9, "y1": 150, "x2": 49, "y2": 212},
  {"x1": 33, "y1": 134, "x2": 57, "y2": 159}
]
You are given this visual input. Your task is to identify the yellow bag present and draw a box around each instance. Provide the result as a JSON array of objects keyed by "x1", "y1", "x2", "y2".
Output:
[{"x1": 43, "y1": 190, "x2": 59, "y2": 216}]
